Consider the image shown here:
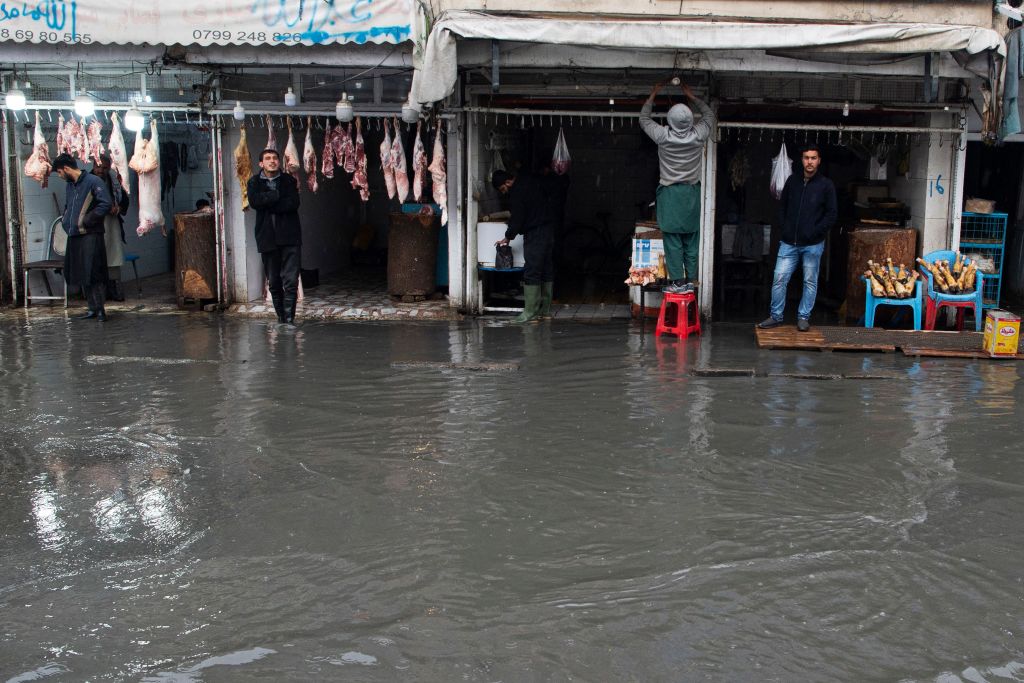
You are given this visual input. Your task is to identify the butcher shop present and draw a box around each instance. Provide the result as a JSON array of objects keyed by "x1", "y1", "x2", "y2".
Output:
[{"x1": 411, "y1": 10, "x2": 1007, "y2": 323}]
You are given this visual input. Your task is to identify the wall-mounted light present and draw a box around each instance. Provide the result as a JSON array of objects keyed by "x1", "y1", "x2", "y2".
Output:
[
  {"x1": 5, "y1": 81, "x2": 26, "y2": 110},
  {"x1": 335, "y1": 93, "x2": 353, "y2": 122},
  {"x1": 284, "y1": 86, "x2": 296, "y2": 107},
  {"x1": 73, "y1": 91, "x2": 95, "y2": 117},
  {"x1": 401, "y1": 99, "x2": 419, "y2": 124},
  {"x1": 233, "y1": 101, "x2": 245, "y2": 121},
  {"x1": 124, "y1": 106, "x2": 145, "y2": 132}
]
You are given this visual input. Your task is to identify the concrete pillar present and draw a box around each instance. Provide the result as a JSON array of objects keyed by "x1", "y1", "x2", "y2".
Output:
[{"x1": 220, "y1": 126, "x2": 263, "y2": 303}]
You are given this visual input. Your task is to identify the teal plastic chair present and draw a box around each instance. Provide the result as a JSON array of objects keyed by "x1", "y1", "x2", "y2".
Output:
[
  {"x1": 918, "y1": 250, "x2": 984, "y2": 331},
  {"x1": 863, "y1": 277, "x2": 923, "y2": 330},
  {"x1": 123, "y1": 253, "x2": 142, "y2": 299}
]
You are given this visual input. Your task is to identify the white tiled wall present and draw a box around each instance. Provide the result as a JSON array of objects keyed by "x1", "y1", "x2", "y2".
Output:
[{"x1": 18, "y1": 118, "x2": 214, "y2": 280}]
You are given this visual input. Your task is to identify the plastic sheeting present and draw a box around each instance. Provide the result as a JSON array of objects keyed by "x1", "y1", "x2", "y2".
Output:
[
  {"x1": 0, "y1": 0, "x2": 413, "y2": 47},
  {"x1": 410, "y1": 10, "x2": 1005, "y2": 105}
]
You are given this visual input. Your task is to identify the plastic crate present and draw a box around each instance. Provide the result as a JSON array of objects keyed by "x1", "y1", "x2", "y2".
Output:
[
  {"x1": 962, "y1": 247, "x2": 1004, "y2": 275},
  {"x1": 961, "y1": 212, "x2": 1008, "y2": 245},
  {"x1": 982, "y1": 276, "x2": 1001, "y2": 308}
]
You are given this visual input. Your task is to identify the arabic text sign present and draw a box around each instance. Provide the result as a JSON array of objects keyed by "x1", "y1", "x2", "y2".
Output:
[{"x1": 0, "y1": 0, "x2": 414, "y2": 47}]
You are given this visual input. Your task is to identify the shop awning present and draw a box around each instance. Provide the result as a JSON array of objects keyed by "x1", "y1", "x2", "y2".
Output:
[
  {"x1": 0, "y1": 0, "x2": 414, "y2": 47},
  {"x1": 410, "y1": 10, "x2": 1006, "y2": 104}
]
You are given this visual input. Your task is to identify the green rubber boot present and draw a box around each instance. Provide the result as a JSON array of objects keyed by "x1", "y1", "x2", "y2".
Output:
[
  {"x1": 538, "y1": 282, "x2": 554, "y2": 319},
  {"x1": 514, "y1": 284, "x2": 542, "y2": 323}
]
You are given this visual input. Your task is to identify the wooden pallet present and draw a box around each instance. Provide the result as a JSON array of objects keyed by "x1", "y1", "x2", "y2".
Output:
[
  {"x1": 901, "y1": 348, "x2": 1024, "y2": 360},
  {"x1": 754, "y1": 326, "x2": 896, "y2": 352}
]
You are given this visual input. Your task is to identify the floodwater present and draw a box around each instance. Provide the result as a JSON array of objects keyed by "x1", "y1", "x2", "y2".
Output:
[{"x1": 1, "y1": 313, "x2": 1023, "y2": 682}]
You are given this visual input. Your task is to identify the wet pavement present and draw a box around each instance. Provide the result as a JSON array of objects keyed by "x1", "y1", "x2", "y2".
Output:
[{"x1": 1, "y1": 313, "x2": 1023, "y2": 681}]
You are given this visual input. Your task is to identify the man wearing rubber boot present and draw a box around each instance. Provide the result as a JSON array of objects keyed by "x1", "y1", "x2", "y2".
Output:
[
  {"x1": 248, "y1": 149, "x2": 302, "y2": 326},
  {"x1": 53, "y1": 154, "x2": 113, "y2": 322},
  {"x1": 640, "y1": 79, "x2": 715, "y2": 295},
  {"x1": 493, "y1": 169, "x2": 559, "y2": 323}
]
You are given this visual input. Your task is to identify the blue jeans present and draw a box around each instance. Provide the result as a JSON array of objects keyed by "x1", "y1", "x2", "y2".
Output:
[{"x1": 769, "y1": 241, "x2": 824, "y2": 321}]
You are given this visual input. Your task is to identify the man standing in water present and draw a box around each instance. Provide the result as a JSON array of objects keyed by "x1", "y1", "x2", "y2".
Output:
[
  {"x1": 53, "y1": 153, "x2": 113, "y2": 321},
  {"x1": 640, "y1": 79, "x2": 715, "y2": 294},
  {"x1": 493, "y1": 168, "x2": 560, "y2": 323},
  {"x1": 247, "y1": 149, "x2": 302, "y2": 326},
  {"x1": 758, "y1": 145, "x2": 837, "y2": 332}
]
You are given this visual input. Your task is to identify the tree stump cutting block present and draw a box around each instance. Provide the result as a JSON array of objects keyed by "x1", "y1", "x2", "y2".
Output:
[{"x1": 174, "y1": 211, "x2": 217, "y2": 305}]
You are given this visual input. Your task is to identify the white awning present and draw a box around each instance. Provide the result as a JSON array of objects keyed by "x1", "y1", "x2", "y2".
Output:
[
  {"x1": 411, "y1": 10, "x2": 1006, "y2": 104},
  {"x1": 0, "y1": 0, "x2": 413, "y2": 47}
]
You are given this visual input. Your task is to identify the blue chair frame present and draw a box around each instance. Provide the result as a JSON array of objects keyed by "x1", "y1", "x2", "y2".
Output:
[
  {"x1": 918, "y1": 250, "x2": 984, "y2": 332},
  {"x1": 863, "y1": 277, "x2": 923, "y2": 330}
]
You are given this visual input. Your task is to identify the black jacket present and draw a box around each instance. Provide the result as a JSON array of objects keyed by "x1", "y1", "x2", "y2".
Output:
[
  {"x1": 62, "y1": 171, "x2": 112, "y2": 237},
  {"x1": 777, "y1": 172, "x2": 838, "y2": 247},
  {"x1": 247, "y1": 172, "x2": 302, "y2": 253},
  {"x1": 505, "y1": 173, "x2": 564, "y2": 241}
]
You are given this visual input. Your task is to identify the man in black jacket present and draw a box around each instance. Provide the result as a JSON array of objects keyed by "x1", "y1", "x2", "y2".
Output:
[
  {"x1": 247, "y1": 149, "x2": 302, "y2": 325},
  {"x1": 758, "y1": 145, "x2": 837, "y2": 332},
  {"x1": 492, "y1": 169, "x2": 561, "y2": 323}
]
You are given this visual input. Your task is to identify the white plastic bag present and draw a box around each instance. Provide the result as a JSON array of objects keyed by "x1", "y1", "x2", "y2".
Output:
[
  {"x1": 551, "y1": 127, "x2": 571, "y2": 175},
  {"x1": 770, "y1": 143, "x2": 792, "y2": 200}
]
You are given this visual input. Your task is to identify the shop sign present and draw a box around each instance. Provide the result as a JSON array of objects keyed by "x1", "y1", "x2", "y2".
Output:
[{"x1": 0, "y1": 0, "x2": 413, "y2": 47}]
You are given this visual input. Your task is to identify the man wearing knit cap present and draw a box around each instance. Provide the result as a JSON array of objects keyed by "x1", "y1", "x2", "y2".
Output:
[{"x1": 639, "y1": 80, "x2": 715, "y2": 294}]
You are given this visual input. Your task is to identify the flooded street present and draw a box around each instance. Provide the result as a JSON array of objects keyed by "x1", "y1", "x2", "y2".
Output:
[{"x1": 1, "y1": 313, "x2": 1023, "y2": 682}]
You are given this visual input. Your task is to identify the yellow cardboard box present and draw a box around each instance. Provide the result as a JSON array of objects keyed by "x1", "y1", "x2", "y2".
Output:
[{"x1": 983, "y1": 309, "x2": 1021, "y2": 356}]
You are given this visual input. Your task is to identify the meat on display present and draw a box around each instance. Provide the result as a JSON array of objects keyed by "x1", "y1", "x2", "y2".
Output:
[
  {"x1": 283, "y1": 117, "x2": 301, "y2": 183},
  {"x1": 412, "y1": 121, "x2": 429, "y2": 202},
  {"x1": 321, "y1": 120, "x2": 336, "y2": 179},
  {"x1": 391, "y1": 117, "x2": 409, "y2": 202},
  {"x1": 23, "y1": 111, "x2": 51, "y2": 188},
  {"x1": 427, "y1": 120, "x2": 448, "y2": 225},
  {"x1": 303, "y1": 117, "x2": 319, "y2": 193},
  {"x1": 131, "y1": 120, "x2": 165, "y2": 236},
  {"x1": 380, "y1": 117, "x2": 397, "y2": 200},
  {"x1": 107, "y1": 113, "x2": 130, "y2": 195},
  {"x1": 234, "y1": 125, "x2": 253, "y2": 210},
  {"x1": 350, "y1": 117, "x2": 370, "y2": 202},
  {"x1": 86, "y1": 120, "x2": 104, "y2": 165}
]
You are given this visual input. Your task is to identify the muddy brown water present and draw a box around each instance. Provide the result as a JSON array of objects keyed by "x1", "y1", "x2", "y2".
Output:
[{"x1": 1, "y1": 314, "x2": 1023, "y2": 681}]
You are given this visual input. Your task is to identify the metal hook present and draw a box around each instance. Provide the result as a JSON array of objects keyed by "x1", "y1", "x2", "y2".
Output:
[{"x1": 46, "y1": 109, "x2": 51, "y2": 122}]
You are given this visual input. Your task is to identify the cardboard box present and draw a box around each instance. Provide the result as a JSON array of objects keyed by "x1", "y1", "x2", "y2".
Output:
[
  {"x1": 631, "y1": 238, "x2": 665, "y2": 269},
  {"x1": 983, "y1": 309, "x2": 1020, "y2": 357}
]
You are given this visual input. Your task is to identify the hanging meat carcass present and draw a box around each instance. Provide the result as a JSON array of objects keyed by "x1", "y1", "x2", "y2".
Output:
[
  {"x1": 303, "y1": 117, "x2": 319, "y2": 193},
  {"x1": 341, "y1": 123, "x2": 356, "y2": 174},
  {"x1": 380, "y1": 117, "x2": 396, "y2": 200},
  {"x1": 23, "y1": 111, "x2": 51, "y2": 188},
  {"x1": 107, "y1": 112, "x2": 130, "y2": 194},
  {"x1": 350, "y1": 117, "x2": 369, "y2": 202},
  {"x1": 265, "y1": 115, "x2": 278, "y2": 152},
  {"x1": 86, "y1": 119, "x2": 104, "y2": 165},
  {"x1": 283, "y1": 116, "x2": 301, "y2": 179},
  {"x1": 65, "y1": 115, "x2": 87, "y2": 160},
  {"x1": 234, "y1": 125, "x2": 253, "y2": 210},
  {"x1": 321, "y1": 120, "x2": 335, "y2": 179},
  {"x1": 391, "y1": 116, "x2": 409, "y2": 202},
  {"x1": 130, "y1": 120, "x2": 164, "y2": 236},
  {"x1": 428, "y1": 120, "x2": 448, "y2": 225},
  {"x1": 331, "y1": 122, "x2": 347, "y2": 171},
  {"x1": 56, "y1": 113, "x2": 67, "y2": 155},
  {"x1": 412, "y1": 121, "x2": 429, "y2": 202}
]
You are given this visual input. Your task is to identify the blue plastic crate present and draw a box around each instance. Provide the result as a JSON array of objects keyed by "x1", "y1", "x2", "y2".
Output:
[
  {"x1": 961, "y1": 212, "x2": 1008, "y2": 245},
  {"x1": 982, "y1": 276, "x2": 1001, "y2": 308}
]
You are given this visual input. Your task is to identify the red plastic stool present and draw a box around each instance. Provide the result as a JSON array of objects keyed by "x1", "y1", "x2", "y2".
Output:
[{"x1": 655, "y1": 292, "x2": 701, "y2": 338}]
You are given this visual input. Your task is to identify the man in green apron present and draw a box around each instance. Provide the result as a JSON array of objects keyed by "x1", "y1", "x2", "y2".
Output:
[{"x1": 640, "y1": 80, "x2": 715, "y2": 294}]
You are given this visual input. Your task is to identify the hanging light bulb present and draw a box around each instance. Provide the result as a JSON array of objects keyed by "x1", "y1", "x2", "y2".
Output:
[
  {"x1": 284, "y1": 86, "x2": 296, "y2": 107},
  {"x1": 74, "y1": 91, "x2": 95, "y2": 117},
  {"x1": 335, "y1": 92, "x2": 353, "y2": 122},
  {"x1": 124, "y1": 106, "x2": 145, "y2": 132},
  {"x1": 233, "y1": 100, "x2": 245, "y2": 121},
  {"x1": 401, "y1": 99, "x2": 419, "y2": 124},
  {"x1": 5, "y1": 81, "x2": 26, "y2": 110},
  {"x1": 842, "y1": 101, "x2": 850, "y2": 117}
]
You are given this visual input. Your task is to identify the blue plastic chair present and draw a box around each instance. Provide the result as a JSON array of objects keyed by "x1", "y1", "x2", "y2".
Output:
[
  {"x1": 918, "y1": 250, "x2": 984, "y2": 331},
  {"x1": 863, "y1": 277, "x2": 923, "y2": 330}
]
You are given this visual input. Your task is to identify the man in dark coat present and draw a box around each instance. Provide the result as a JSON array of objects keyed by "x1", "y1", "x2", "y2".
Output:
[
  {"x1": 758, "y1": 145, "x2": 838, "y2": 332},
  {"x1": 91, "y1": 153, "x2": 130, "y2": 301},
  {"x1": 53, "y1": 153, "x2": 113, "y2": 321},
  {"x1": 492, "y1": 169, "x2": 561, "y2": 323},
  {"x1": 246, "y1": 148, "x2": 302, "y2": 325}
]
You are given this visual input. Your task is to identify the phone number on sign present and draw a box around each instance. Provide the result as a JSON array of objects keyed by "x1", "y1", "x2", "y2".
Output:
[
  {"x1": 191, "y1": 29, "x2": 306, "y2": 43},
  {"x1": 1, "y1": 28, "x2": 91, "y2": 42}
]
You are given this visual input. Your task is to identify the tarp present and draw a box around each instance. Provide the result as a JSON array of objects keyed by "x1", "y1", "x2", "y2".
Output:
[
  {"x1": 0, "y1": 0, "x2": 414, "y2": 47},
  {"x1": 410, "y1": 10, "x2": 1006, "y2": 105}
]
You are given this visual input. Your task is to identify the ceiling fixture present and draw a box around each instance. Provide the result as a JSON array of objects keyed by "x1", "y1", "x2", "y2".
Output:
[
  {"x1": 124, "y1": 106, "x2": 145, "y2": 132},
  {"x1": 233, "y1": 101, "x2": 245, "y2": 121},
  {"x1": 5, "y1": 81, "x2": 26, "y2": 110},
  {"x1": 73, "y1": 91, "x2": 95, "y2": 117},
  {"x1": 335, "y1": 92, "x2": 353, "y2": 122},
  {"x1": 284, "y1": 86, "x2": 296, "y2": 107},
  {"x1": 842, "y1": 101, "x2": 850, "y2": 117}
]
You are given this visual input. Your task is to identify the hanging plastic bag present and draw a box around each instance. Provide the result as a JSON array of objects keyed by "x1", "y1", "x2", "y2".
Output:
[
  {"x1": 551, "y1": 127, "x2": 571, "y2": 175},
  {"x1": 770, "y1": 143, "x2": 792, "y2": 200}
]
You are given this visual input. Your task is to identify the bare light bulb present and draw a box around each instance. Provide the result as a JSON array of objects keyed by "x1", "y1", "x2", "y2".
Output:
[
  {"x1": 284, "y1": 87, "x2": 296, "y2": 107},
  {"x1": 335, "y1": 93, "x2": 353, "y2": 122},
  {"x1": 842, "y1": 101, "x2": 850, "y2": 117},
  {"x1": 73, "y1": 92, "x2": 95, "y2": 117},
  {"x1": 233, "y1": 101, "x2": 245, "y2": 121},
  {"x1": 5, "y1": 81, "x2": 26, "y2": 110},
  {"x1": 124, "y1": 106, "x2": 145, "y2": 132}
]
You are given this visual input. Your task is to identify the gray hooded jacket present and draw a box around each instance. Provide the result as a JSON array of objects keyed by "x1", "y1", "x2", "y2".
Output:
[{"x1": 640, "y1": 97, "x2": 715, "y2": 185}]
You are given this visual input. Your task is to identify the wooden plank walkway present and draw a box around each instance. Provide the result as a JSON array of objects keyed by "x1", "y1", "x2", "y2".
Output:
[{"x1": 755, "y1": 325, "x2": 1023, "y2": 359}]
